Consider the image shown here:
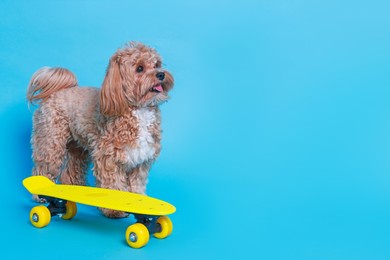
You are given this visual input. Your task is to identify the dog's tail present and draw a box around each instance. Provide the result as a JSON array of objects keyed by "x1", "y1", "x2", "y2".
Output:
[{"x1": 27, "y1": 67, "x2": 78, "y2": 105}]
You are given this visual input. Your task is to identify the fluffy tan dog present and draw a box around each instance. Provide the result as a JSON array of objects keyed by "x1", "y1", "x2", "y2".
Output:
[{"x1": 26, "y1": 42, "x2": 174, "y2": 218}]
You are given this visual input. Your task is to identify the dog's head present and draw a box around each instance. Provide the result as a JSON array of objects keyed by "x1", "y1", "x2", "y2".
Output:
[{"x1": 100, "y1": 42, "x2": 174, "y2": 116}]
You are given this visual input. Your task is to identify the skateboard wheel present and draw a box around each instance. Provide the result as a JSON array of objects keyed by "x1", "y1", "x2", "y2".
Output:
[
  {"x1": 125, "y1": 223, "x2": 150, "y2": 249},
  {"x1": 62, "y1": 201, "x2": 77, "y2": 220},
  {"x1": 153, "y1": 216, "x2": 173, "y2": 239},
  {"x1": 30, "y1": 205, "x2": 51, "y2": 228}
]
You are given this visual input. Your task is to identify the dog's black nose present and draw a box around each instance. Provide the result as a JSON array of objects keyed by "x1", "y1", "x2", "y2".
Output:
[{"x1": 156, "y1": 72, "x2": 165, "y2": 81}]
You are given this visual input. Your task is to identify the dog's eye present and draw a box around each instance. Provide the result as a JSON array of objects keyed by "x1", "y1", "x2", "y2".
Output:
[
  {"x1": 136, "y1": 66, "x2": 144, "y2": 73},
  {"x1": 154, "y1": 62, "x2": 161, "y2": 68}
]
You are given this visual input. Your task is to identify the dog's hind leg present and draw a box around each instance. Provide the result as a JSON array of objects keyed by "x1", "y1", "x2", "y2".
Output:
[
  {"x1": 31, "y1": 107, "x2": 70, "y2": 185},
  {"x1": 59, "y1": 141, "x2": 89, "y2": 186}
]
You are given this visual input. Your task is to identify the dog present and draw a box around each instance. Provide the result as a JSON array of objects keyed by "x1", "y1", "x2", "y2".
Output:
[{"x1": 26, "y1": 42, "x2": 174, "y2": 218}]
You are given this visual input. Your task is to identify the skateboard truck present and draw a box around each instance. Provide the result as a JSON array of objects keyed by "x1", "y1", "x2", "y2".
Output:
[
  {"x1": 134, "y1": 214, "x2": 162, "y2": 234},
  {"x1": 38, "y1": 195, "x2": 67, "y2": 217}
]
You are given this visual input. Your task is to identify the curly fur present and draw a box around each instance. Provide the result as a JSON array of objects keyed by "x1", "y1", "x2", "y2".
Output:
[{"x1": 27, "y1": 42, "x2": 174, "y2": 218}]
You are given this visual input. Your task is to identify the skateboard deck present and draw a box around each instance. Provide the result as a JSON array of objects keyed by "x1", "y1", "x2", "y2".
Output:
[
  {"x1": 23, "y1": 176, "x2": 176, "y2": 248},
  {"x1": 23, "y1": 176, "x2": 176, "y2": 216}
]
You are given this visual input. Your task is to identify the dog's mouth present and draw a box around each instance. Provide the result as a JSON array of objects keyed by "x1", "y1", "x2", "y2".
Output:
[{"x1": 150, "y1": 84, "x2": 164, "y2": 93}]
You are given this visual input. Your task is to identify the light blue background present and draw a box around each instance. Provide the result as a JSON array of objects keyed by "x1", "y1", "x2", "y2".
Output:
[{"x1": 1, "y1": 0, "x2": 390, "y2": 259}]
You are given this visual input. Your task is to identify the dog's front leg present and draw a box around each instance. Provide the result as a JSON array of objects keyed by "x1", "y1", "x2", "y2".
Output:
[
  {"x1": 127, "y1": 162, "x2": 152, "y2": 195},
  {"x1": 93, "y1": 155, "x2": 129, "y2": 218}
]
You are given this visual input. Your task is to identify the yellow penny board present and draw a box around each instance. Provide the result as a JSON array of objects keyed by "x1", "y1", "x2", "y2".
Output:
[{"x1": 23, "y1": 176, "x2": 176, "y2": 216}]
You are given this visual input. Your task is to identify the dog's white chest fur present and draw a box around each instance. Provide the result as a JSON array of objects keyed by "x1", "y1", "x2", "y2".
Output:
[{"x1": 125, "y1": 108, "x2": 156, "y2": 167}]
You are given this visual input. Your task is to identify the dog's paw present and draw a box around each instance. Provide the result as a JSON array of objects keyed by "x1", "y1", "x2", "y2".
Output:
[
  {"x1": 99, "y1": 208, "x2": 129, "y2": 219},
  {"x1": 32, "y1": 194, "x2": 47, "y2": 203}
]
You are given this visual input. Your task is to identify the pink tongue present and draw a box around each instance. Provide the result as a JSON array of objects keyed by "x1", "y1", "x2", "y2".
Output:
[{"x1": 154, "y1": 84, "x2": 163, "y2": 92}]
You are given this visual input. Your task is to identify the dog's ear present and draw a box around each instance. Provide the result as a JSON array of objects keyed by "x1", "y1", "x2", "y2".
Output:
[{"x1": 100, "y1": 57, "x2": 128, "y2": 116}]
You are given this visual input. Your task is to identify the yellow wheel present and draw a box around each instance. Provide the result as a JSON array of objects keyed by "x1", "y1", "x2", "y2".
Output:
[
  {"x1": 153, "y1": 216, "x2": 173, "y2": 239},
  {"x1": 30, "y1": 205, "x2": 51, "y2": 228},
  {"x1": 62, "y1": 201, "x2": 77, "y2": 220},
  {"x1": 125, "y1": 223, "x2": 150, "y2": 249}
]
